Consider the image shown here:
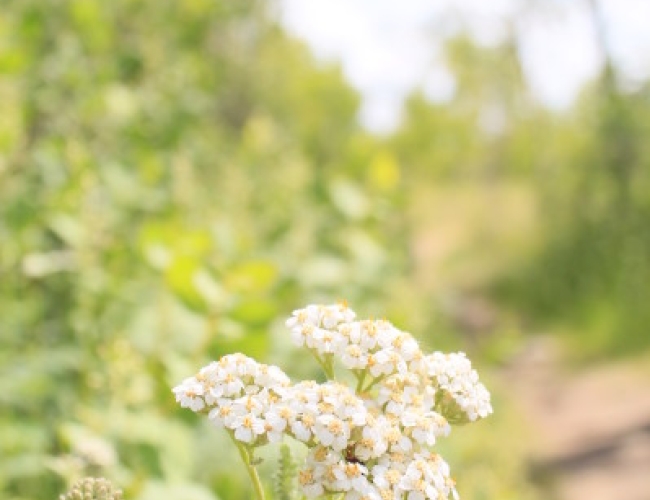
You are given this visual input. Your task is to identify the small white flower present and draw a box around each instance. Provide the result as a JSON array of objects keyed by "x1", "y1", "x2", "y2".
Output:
[
  {"x1": 395, "y1": 335, "x2": 421, "y2": 363},
  {"x1": 231, "y1": 394, "x2": 266, "y2": 417},
  {"x1": 336, "y1": 391, "x2": 367, "y2": 424},
  {"x1": 299, "y1": 467, "x2": 325, "y2": 498},
  {"x1": 354, "y1": 417, "x2": 389, "y2": 460},
  {"x1": 311, "y1": 326, "x2": 345, "y2": 354},
  {"x1": 384, "y1": 390, "x2": 406, "y2": 417},
  {"x1": 286, "y1": 305, "x2": 317, "y2": 330},
  {"x1": 375, "y1": 320, "x2": 400, "y2": 349},
  {"x1": 291, "y1": 412, "x2": 317, "y2": 442},
  {"x1": 377, "y1": 451, "x2": 409, "y2": 473},
  {"x1": 173, "y1": 378, "x2": 205, "y2": 412},
  {"x1": 367, "y1": 350, "x2": 397, "y2": 378},
  {"x1": 287, "y1": 303, "x2": 356, "y2": 334},
  {"x1": 372, "y1": 464, "x2": 403, "y2": 492},
  {"x1": 221, "y1": 372, "x2": 245, "y2": 396},
  {"x1": 208, "y1": 402, "x2": 237, "y2": 428},
  {"x1": 255, "y1": 364, "x2": 290, "y2": 388},
  {"x1": 314, "y1": 414, "x2": 350, "y2": 451},
  {"x1": 385, "y1": 426, "x2": 413, "y2": 453},
  {"x1": 341, "y1": 344, "x2": 368, "y2": 370},
  {"x1": 264, "y1": 403, "x2": 295, "y2": 442},
  {"x1": 334, "y1": 461, "x2": 370, "y2": 493},
  {"x1": 406, "y1": 412, "x2": 449, "y2": 446},
  {"x1": 358, "y1": 320, "x2": 380, "y2": 351},
  {"x1": 320, "y1": 303, "x2": 354, "y2": 328},
  {"x1": 231, "y1": 414, "x2": 266, "y2": 444}
]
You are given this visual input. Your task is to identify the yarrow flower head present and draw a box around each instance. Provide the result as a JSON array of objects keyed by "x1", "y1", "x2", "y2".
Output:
[
  {"x1": 173, "y1": 303, "x2": 492, "y2": 500},
  {"x1": 173, "y1": 353, "x2": 291, "y2": 445},
  {"x1": 423, "y1": 352, "x2": 493, "y2": 423}
]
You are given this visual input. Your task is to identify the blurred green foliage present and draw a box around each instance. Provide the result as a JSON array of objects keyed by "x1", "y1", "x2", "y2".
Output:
[
  {"x1": 391, "y1": 36, "x2": 650, "y2": 360},
  {"x1": 1, "y1": 0, "x2": 648, "y2": 499},
  {"x1": 0, "y1": 1, "x2": 416, "y2": 498},
  {"x1": 499, "y1": 83, "x2": 650, "y2": 358}
]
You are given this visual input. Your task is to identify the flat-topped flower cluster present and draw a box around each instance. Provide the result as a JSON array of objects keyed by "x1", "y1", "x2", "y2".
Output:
[{"x1": 173, "y1": 303, "x2": 492, "y2": 500}]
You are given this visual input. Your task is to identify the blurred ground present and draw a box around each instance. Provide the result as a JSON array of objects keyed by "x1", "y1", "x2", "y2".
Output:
[
  {"x1": 505, "y1": 338, "x2": 650, "y2": 500},
  {"x1": 410, "y1": 180, "x2": 538, "y2": 295},
  {"x1": 413, "y1": 184, "x2": 650, "y2": 500}
]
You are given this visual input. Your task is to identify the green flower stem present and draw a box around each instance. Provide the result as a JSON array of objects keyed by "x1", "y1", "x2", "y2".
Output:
[
  {"x1": 355, "y1": 370, "x2": 367, "y2": 394},
  {"x1": 323, "y1": 355, "x2": 335, "y2": 380},
  {"x1": 229, "y1": 433, "x2": 265, "y2": 500},
  {"x1": 312, "y1": 351, "x2": 335, "y2": 380},
  {"x1": 362, "y1": 374, "x2": 386, "y2": 393}
]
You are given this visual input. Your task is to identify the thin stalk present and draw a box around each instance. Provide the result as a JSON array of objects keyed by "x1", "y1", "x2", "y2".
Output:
[
  {"x1": 312, "y1": 351, "x2": 335, "y2": 380},
  {"x1": 355, "y1": 370, "x2": 367, "y2": 394},
  {"x1": 311, "y1": 352, "x2": 327, "y2": 375},
  {"x1": 362, "y1": 374, "x2": 386, "y2": 393},
  {"x1": 229, "y1": 433, "x2": 266, "y2": 500},
  {"x1": 323, "y1": 355, "x2": 336, "y2": 380}
]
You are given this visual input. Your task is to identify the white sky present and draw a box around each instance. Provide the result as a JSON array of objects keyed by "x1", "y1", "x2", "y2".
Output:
[{"x1": 278, "y1": 0, "x2": 650, "y2": 133}]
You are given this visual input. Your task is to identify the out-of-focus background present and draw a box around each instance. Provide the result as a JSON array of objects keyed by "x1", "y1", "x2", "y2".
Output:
[{"x1": 1, "y1": 0, "x2": 649, "y2": 499}]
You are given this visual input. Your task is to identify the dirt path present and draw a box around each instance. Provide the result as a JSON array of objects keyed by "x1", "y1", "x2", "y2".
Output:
[
  {"x1": 502, "y1": 338, "x2": 650, "y2": 500},
  {"x1": 410, "y1": 184, "x2": 650, "y2": 500}
]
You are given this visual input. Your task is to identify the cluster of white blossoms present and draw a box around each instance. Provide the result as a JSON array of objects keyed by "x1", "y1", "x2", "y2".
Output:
[
  {"x1": 174, "y1": 303, "x2": 492, "y2": 500},
  {"x1": 173, "y1": 353, "x2": 291, "y2": 444},
  {"x1": 424, "y1": 352, "x2": 492, "y2": 423},
  {"x1": 286, "y1": 303, "x2": 421, "y2": 380}
]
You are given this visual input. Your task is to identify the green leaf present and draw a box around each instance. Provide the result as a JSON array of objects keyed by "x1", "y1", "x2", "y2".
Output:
[
  {"x1": 228, "y1": 299, "x2": 277, "y2": 327},
  {"x1": 224, "y1": 261, "x2": 278, "y2": 293},
  {"x1": 165, "y1": 256, "x2": 209, "y2": 313}
]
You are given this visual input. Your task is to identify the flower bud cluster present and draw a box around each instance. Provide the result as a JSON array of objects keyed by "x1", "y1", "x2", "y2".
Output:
[
  {"x1": 59, "y1": 478, "x2": 122, "y2": 500},
  {"x1": 173, "y1": 303, "x2": 493, "y2": 500}
]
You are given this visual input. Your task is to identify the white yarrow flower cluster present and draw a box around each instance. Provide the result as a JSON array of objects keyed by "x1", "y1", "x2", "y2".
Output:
[
  {"x1": 282, "y1": 381, "x2": 367, "y2": 450},
  {"x1": 173, "y1": 353, "x2": 291, "y2": 444},
  {"x1": 174, "y1": 303, "x2": 493, "y2": 500},
  {"x1": 424, "y1": 352, "x2": 493, "y2": 423},
  {"x1": 286, "y1": 303, "x2": 356, "y2": 351}
]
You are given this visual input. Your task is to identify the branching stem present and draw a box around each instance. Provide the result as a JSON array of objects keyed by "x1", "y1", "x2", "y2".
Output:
[
  {"x1": 362, "y1": 374, "x2": 385, "y2": 393},
  {"x1": 312, "y1": 351, "x2": 336, "y2": 380}
]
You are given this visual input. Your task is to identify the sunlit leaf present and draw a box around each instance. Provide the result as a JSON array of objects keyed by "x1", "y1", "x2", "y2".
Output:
[
  {"x1": 327, "y1": 180, "x2": 369, "y2": 220},
  {"x1": 224, "y1": 260, "x2": 278, "y2": 293},
  {"x1": 228, "y1": 298, "x2": 276, "y2": 327},
  {"x1": 165, "y1": 256, "x2": 208, "y2": 312}
]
